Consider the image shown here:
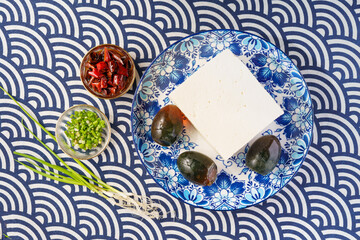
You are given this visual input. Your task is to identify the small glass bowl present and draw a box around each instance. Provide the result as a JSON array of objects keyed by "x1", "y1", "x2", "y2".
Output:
[
  {"x1": 80, "y1": 44, "x2": 136, "y2": 100},
  {"x1": 55, "y1": 104, "x2": 111, "y2": 160}
]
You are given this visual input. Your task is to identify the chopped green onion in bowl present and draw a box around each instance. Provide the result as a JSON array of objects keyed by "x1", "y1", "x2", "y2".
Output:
[
  {"x1": 65, "y1": 110, "x2": 106, "y2": 150},
  {"x1": 56, "y1": 105, "x2": 111, "y2": 160}
]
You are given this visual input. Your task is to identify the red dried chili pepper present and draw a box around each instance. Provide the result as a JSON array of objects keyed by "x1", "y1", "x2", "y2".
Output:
[
  {"x1": 88, "y1": 76, "x2": 95, "y2": 85},
  {"x1": 108, "y1": 60, "x2": 117, "y2": 73},
  {"x1": 92, "y1": 82, "x2": 102, "y2": 92},
  {"x1": 110, "y1": 86, "x2": 117, "y2": 94},
  {"x1": 104, "y1": 47, "x2": 111, "y2": 62},
  {"x1": 112, "y1": 53, "x2": 124, "y2": 65},
  {"x1": 88, "y1": 68, "x2": 102, "y2": 78},
  {"x1": 117, "y1": 64, "x2": 128, "y2": 77},
  {"x1": 96, "y1": 61, "x2": 108, "y2": 72},
  {"x1": 100, "y1": 76, "x2": 108, "y2": 89},
  {"x1": 113, "y1": 74, "x2": 123, "y2": 86},
  {"x1": 86, "y1": 62, "x2": 95, "y2": 70}
]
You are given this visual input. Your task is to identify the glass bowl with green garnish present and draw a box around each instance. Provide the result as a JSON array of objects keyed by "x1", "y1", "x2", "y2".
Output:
[{"x1": 56, "y1": 105, "x2": 111, "y2": 160}]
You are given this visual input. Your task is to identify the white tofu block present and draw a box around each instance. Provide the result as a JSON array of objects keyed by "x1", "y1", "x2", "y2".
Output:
[{"x1": 169, "y1": 49, "x2": 284, "y2": 160}]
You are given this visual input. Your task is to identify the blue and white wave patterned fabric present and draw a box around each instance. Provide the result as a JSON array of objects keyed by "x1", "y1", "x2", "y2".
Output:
[{"x1": 0, "y1": 0, "x2": 359, "y2": 239}]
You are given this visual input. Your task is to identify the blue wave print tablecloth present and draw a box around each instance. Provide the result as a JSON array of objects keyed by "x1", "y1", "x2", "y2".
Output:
[{"x1": 0, "y1": 1, "x2": 359, "y2": 239}]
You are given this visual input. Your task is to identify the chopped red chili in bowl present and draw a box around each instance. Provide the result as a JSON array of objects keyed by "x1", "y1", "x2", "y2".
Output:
[{"x1": 80, "y1": 44, "x2": 135, "y2": 99}]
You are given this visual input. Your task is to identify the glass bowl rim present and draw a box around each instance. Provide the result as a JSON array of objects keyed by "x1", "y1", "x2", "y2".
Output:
[{"x1": 55, "y1": 104, "x2": 111, "y2": 160}]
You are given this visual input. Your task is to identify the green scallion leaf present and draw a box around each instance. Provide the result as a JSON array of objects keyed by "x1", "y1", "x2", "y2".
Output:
[{"x1": 1, "y1": 86, "x2": 160, "y2": 218}]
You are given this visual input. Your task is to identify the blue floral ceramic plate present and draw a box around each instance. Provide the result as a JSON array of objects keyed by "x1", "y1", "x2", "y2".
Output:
[{"x1": 131, "y1": 30, "x2": 313, "y2": 210}]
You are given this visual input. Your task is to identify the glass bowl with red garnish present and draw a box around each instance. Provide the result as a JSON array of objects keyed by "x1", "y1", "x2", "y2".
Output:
[{"x1": 80, "y1": 44, "x2": 136, "y2": 99}]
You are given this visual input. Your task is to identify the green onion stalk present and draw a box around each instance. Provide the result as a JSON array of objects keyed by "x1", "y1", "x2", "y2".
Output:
[{"x1": 0, "y1": 86, "x2": 160, "y2": 219}]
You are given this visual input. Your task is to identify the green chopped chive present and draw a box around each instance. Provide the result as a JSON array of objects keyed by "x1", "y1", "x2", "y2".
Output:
[
  {"x1": 66, "y1": 110, "x2": 105, "y2": 151},
  {"x1": 3, "y1": 234, "x2": 12, "y2": 239}
]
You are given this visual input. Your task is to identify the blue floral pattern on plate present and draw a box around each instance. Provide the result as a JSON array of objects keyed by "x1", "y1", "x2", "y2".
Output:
[{"x1": 131, "y1": 30, "x2": 313, "y2": 210}]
